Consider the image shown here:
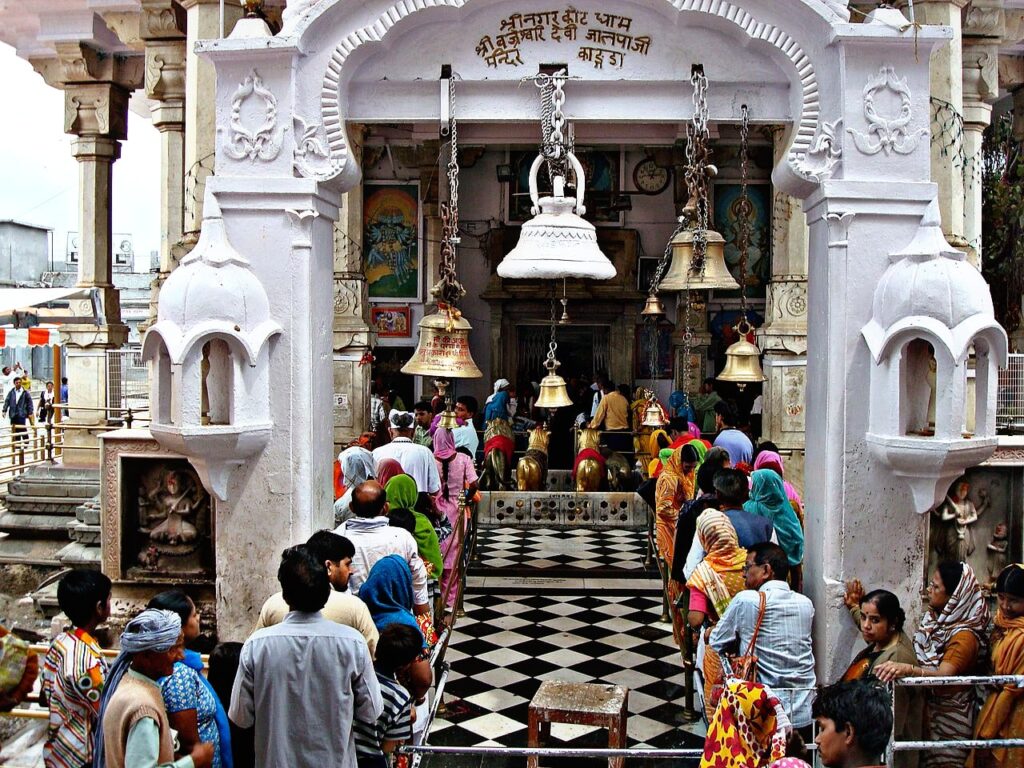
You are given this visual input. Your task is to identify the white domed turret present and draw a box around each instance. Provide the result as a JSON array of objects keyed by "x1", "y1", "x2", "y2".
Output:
[
  {"x1": 142, "y1": 200, "x2": 282, "y2": 501},
  {"x1": 861, "y1": 198, "x2": 1007, "y2": 514}
]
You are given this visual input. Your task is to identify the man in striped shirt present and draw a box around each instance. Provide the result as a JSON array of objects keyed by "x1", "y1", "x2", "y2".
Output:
[
  {"x1": 42, "y1": 570, "x2": 111, "y2": 768},
  {"x1": 353, "y1": 624, "x2": 422, "y2": 768}
]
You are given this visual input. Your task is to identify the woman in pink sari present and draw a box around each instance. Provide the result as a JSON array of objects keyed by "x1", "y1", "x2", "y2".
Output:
[{"x1": 434, "y1": 427, "x2": 478, "y2": 610}]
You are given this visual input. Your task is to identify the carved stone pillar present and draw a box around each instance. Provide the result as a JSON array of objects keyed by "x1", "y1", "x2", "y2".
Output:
[
  {"x1": 179, "y1": 0, "x2": 242, "y2": 235},
  {"x1": 32, "y1": 45, "x2": 141, "y2": 466},
  {"x1": 914, "y1": 0, "x2": 970, "y2": 248},
  {"x1": 759, "y1": 128, "x2": 809, "y2": 476},
  {"x1": 141, "y1": 1, "x2": 187, "y2": 328},
  {"x1": 333, "y1": 126, "x2": 373, "y2": 450},
  {"x1": 961, "y1": 2, "x2": 1004, "y2": 267}
]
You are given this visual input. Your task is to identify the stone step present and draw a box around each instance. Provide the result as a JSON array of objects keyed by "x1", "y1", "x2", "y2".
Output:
[
  {"x1": 6, "y1": 479, "x2": 100, "y2": 499},
  {"x1": 30, "y1": 580, "x2": 60, "y2": 618},
  {"x1": 76, "y1": 500, "x2": 101, "y2": 525},
  {"x1": 66, "y1": 520, "x2": 100, "y2": 545},
  {"x1": 0, "y1": 511, "x2": 75, "y2": 538},
  {"x1": 55, "y1": 541, "x2": 101, "y2": 570},
  {"x1": 0, "y1": 536, "x2": 69, "y2": 567},
  {"x1": 4, "y1": 496, "x2": 90, "y2": 515}
]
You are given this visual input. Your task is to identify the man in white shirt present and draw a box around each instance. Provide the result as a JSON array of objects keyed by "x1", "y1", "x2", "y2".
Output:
[
  {"x1": 709, "y1": 542, "x2": 816, "y2": 730},
  {"x1": 231, "y1": 545, "x2": 382, "y2": 768},
  {"x1": 334, "y1": 480, "x2": 431, "y2": 615},
  {"x1": 372, "y1": 410, "x2": 440, "y2": 494}
]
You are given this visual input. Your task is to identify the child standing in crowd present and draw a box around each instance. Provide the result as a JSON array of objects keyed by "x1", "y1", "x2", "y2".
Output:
[
  {"x1": 42, "y1": 570, "x2": 111, "y2": 768},
  {"x1": 354, "y1": 624, "x2": 423, "y2": 768}
]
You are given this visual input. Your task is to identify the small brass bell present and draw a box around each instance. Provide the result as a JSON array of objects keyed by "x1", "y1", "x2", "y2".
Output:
[
  {"x1": 535, "y1": 358, "x2": 573, "y2": 409},
  {"x1": 641, "y1": 293, "x2": 666, "y2": 317},
  {"x1": 718, "y1": 321, "x2": 766, "y2": 389},
  {"x1": 559, "y1": 298, "x2": 571, "y2": 325},
  {"x1": 402, "y1": 306, "x2": 483, "y2": 379},
  {"x1": 437, "y1": 408, "x2": 460, "y2": 430},
  {"x1": 659, "y1": 227, "x2": 740, "y2": 292},
  {"x1": 642, "y1": 399, "x2": 668, "y2": 428}
]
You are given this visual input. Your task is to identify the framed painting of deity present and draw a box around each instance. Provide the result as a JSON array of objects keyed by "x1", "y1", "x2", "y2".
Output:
[
  {"x1": 370, "y1": 306, "x2": 412, "y2": 338},
  {"x1": 363, "y1": 181, "x2": 422, "y2": 301},
  {"x1": 713, "y1": 182, "x2": 771, "y2": 299},
  {"x1": 508, "y1": 148, "x2": 623, "y2": 225}
]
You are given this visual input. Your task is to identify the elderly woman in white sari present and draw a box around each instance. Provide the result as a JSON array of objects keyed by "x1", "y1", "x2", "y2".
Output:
[{"x1": 333, "y1": 446, "x2": 376, "y2": 525}]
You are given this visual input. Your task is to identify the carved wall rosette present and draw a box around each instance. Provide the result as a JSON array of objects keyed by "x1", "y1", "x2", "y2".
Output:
[
  {"x1": 220, "y1": 69, "x2": 287, "y2": 163},
  {"x1": 848, "y1": 66, "x2": 928, "y2": 156}
]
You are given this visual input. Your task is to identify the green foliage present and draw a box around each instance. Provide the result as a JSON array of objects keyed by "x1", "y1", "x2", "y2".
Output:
[{"x1": 981, "y1": 116, "x2": 1024, "y2": 333}]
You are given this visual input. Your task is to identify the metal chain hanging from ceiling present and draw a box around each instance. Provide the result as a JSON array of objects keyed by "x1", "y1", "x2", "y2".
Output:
[
  {"x1": 680, "y1": 66, "x2": 712, "y2": 397},
  {"x1": 436, "y1": 75, "x2": 466, "y2": 308},
  {"x1": 538, "y1": 71, "x2": 570, "y2": 191},
  {"x1": 737, "y1": 104, "x2": 752, "y2": 321}
]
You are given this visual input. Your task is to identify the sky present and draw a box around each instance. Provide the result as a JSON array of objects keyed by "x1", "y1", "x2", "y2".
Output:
[{"x1": 0, "y1": 42, "x2": 161, "y2": 271}]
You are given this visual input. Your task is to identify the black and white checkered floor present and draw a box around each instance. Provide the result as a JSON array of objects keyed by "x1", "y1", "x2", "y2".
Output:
[
  {"x1": 425, "y1": 527, "x2": 706, "y2": 767},
  {"x1": 471, "y1": 527, "x2": 653, "y2": 576}
]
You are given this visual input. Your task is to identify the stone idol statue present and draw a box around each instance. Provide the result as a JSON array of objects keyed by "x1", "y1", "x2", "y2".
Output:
[
  {"x1": 133, "y1": 462, "x2": 212, "y2": 577},
  {"x1": 931, "y1": 477, "x2": 988, "y2": 563}
]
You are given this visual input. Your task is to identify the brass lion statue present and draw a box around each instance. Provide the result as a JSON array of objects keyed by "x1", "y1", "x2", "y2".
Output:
[{"x1": 516, "y1": 426, "x2": 550, "y2": 491}]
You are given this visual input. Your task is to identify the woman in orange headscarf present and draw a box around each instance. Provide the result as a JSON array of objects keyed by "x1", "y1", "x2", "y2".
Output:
[
  {"x1": 686, "y1": 510, "x2": 747, "y2": 707},
  {"x1": 654, "y1": 444, "x2": 700, "y2": 567},
  {"x1": 970, "y1": 564, "x2": 1024, "y2": 768}
]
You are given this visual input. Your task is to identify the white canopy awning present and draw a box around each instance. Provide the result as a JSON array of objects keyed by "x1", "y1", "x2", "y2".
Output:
[{"x1": 0, "y1": 288, "x2": 94, "y2": 316}]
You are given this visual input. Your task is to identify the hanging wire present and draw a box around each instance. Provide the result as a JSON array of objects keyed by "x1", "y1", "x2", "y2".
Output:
[{"x1": 546, "y1": 297, "x2": 560, "y2": 372}]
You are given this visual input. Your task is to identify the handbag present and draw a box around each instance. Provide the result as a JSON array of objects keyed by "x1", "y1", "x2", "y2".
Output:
[{"x1": 707, "y1": 591, "x2": 767, "y2": 712}]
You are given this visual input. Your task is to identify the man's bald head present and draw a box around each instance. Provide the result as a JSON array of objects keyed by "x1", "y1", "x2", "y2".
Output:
[{"x1": 351, "y1": 480, "x2": 388, "y2": 518}]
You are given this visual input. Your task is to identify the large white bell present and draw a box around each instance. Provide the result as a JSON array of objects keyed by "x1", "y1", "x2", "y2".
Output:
[{"x1": 498, "y1": 153, "x2": 616, "y2": 280}]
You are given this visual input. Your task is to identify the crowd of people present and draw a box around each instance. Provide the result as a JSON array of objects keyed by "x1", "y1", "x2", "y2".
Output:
[
  {"x1": 644, "y1": 385, "x2": 1024, "y2": 768},
  {"x1": 0, "y1": 372, "x2": 1015, "y2": 767},
  {"x1": 35, "y1": 492, "x2": 441, "y2": 768}
]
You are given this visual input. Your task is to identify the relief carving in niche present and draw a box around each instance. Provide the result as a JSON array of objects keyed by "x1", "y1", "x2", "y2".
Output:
[
  {"x1": 124, "y1": 458, "x2": 214, "y2": 581},
  {"x1": 221, "y1": 69, "x2": 286, "y2": 163},
  {"x1": 848, "y1": 66, "x2": 928, "y2": 156}
]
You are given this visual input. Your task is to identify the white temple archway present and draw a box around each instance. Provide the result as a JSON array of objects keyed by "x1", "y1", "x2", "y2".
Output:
[{"x1": 178, "y1": 0, "x2": 996, "y2": 689}]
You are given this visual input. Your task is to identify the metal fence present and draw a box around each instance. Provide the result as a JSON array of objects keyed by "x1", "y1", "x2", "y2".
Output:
[
  {"x1": 106, "y1": 347, "x2": 148, "y2": 414},
  {"x1": 997, "y1": 353, "x2": 1024, "y2": 432}
]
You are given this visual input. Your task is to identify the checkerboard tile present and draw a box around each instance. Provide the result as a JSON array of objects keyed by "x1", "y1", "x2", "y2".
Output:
[
  {"x1": 428, "y1": 591, "x2": 707, "y2": 763},
  {"x1": 471, "y1": 527, "x2": 654, "y2": 576}
]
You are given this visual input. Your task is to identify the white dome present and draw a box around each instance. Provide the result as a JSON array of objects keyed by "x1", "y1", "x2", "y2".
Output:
[
  {"x1": 144, "y1": 215, "x2": 280, "y2": 365},
  {"x1": 871, "y1": 251, "x2": 993, "y2": 333},
  {"x1": 862, "y1": 200, "x2": 1005, "y2": 364}
]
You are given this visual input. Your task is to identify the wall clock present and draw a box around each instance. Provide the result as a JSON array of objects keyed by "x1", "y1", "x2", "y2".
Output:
[{"x1": 632, "y1": 158, "x2": 671, "y2": 195}]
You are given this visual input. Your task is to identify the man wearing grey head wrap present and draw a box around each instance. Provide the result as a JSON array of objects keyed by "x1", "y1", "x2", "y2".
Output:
[{"x1": 94, "y1": 608, "x2": 213, "y2": 768}]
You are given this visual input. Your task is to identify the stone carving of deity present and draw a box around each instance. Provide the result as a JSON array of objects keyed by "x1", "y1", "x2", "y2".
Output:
[
  {"x1": 135, "y1": 463, "x2": 211, "y2": 575},
  {"x1": 931, "y1": 478, "x2": 988, "y2": 563}
]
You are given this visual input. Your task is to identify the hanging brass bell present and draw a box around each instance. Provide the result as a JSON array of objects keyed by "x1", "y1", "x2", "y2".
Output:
[
  {"x1": 498, "y1": 153, "x2": 616, "y2": 280},
  {"x1": 535, "y1": 356, "x2": 573, "y2": 409},
  {"x1": 718, "y1": 322, "x2": 766, "y2": 389},
  {"x1": 535, "y1": 373, "x2": 574, "y2": 409},
  {"x1": 658, "y1": 228, "x2": 739, "y2": 292},
  {"x1": 559, "y1": 298, "x2": 571, "y2": 325},
  {"x1": 437, "y1": 409, "x2": 460, "y2": 430},
  {"x1": 640, "y1": 293, "x2": 666, "y2": 317},
  {"x1": 642, "y1": 400, "x2": 668, "y2": 428},
  {"x1": 402, "y1": 307, "x2": 483, "y2": 379}
]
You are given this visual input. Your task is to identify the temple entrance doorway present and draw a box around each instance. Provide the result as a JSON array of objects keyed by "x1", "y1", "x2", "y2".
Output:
[{"x1": 515, "y1": 324, "x2": 610, "y2": 389}]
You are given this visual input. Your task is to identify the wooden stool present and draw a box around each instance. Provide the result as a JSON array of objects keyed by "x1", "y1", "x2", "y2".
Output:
[{"x1": 527, "y1": 680, "x2": 629, "y2": 768}]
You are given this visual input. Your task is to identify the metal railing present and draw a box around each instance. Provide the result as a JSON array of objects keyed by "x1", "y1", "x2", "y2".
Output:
[
  {"x1": 106, "y1": 348, "x2": 148, "y2": 415},
  {"x1": 998, "y1": 353, "x2": 1024, "y2": 432}
]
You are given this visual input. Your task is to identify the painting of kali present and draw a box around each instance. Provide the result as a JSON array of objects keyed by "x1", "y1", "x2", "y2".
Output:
[{"x1": 364, "y1": 182, "x2": 421, "y2": 301}]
